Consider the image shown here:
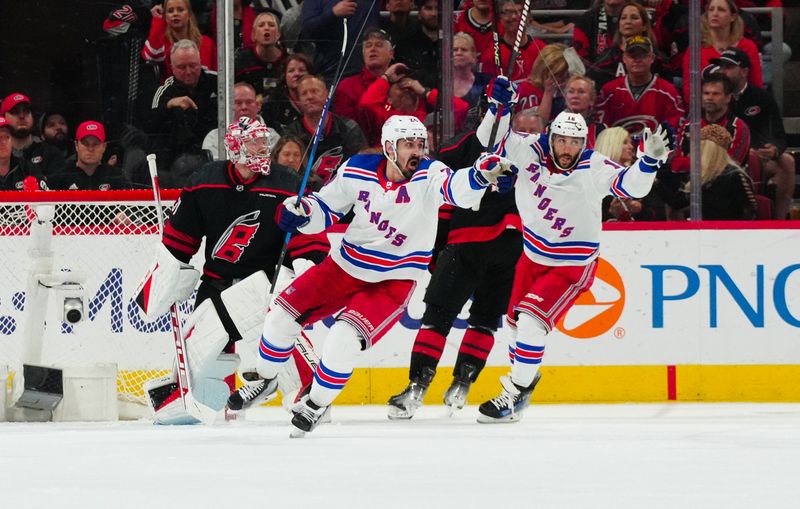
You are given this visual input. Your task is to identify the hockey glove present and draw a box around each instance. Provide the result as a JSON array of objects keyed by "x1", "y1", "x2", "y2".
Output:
[
  {"x1": 275, "y1": 197, "x2": 311, "y2": 233},
  {"x1": 638, "y1": 124, "x2": 672, "y2": 167},
  {"x1": 469, "y1": 152, "x2": 519, "y2": 193},
  {"x1": 487, "y1": 75, "x2": 518, "y2": 112}
]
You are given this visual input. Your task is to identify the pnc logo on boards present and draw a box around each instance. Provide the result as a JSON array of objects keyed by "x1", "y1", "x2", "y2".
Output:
[{"x1": 556, "y1": 258, "x2": 625, "y2": 339}]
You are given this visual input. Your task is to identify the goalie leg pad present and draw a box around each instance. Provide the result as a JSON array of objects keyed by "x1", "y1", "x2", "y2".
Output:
[
  {"x1": 183, "y1": 299, "x2": 233, "y2": 379},
  {"x1": 135, "y1": 243, "x2": 200, "y2": 319},
  {"x1": 219, "y1": 270, "x2": 272, "y2": 344}
]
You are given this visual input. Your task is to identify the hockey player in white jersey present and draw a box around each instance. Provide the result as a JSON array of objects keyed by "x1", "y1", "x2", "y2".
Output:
[
  {"x1": 476, "y1": 77, "x2": 673, "y2": 423},
  {"x1": 227, "y1": 115, "x2": 517, "y2": 435}
]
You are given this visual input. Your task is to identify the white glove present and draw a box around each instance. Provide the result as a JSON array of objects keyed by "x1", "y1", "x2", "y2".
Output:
[{"x1": 638, "y1": 124, "x2": 672, "y2": 165}]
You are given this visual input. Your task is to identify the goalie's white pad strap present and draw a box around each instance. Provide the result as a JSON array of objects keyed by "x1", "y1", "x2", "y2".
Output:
[{"x1": 135, "y1": 243, "x2": 200, "y2": 318}]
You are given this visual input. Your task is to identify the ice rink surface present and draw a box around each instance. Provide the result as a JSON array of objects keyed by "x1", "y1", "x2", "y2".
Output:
[{"x1": 2, "y1": 403, "x2": 799, "y2": 509}]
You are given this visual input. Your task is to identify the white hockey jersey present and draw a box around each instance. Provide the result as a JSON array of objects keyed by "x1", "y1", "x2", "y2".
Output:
[
  {"x1": 478, "y1": 110, "x2": 657, "y2": 267},
  {"x1": 298, "y1": 154, "x2": 486, "y2": 282}
]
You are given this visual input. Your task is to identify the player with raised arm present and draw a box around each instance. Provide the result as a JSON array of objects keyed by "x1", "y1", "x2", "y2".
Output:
[
  {"x1": 227, "y1": 115, "x2": 516, "y2": 436},
  {"x1": 135, "y1": 117, "x2": 316, "y2": 424},
  {"x1": 476, "y1": 77, "x2": 673, "y2": 423}
]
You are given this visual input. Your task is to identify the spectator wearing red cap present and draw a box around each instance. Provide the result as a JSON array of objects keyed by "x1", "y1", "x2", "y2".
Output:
[
  {"x1": 1, "y1": 92, "x2": 65, "y2": 177},
  {"x1": 47, "y1": 121, "x2": 131, "y2": 191},
  {"x1": 0, "y1": 117, "x2": 43, "y2": 191}
]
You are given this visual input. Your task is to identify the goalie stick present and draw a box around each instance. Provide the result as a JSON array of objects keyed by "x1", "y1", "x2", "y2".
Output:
[{"x1": 146, "y1": 153, "x2": 216, "y2": 424}]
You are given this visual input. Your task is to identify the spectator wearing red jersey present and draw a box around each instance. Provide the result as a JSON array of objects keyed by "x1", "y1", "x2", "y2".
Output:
[
  {"x1": 478, "y1": 0, "x2": 545, "y2": 83},
  {"x1": 596, "y1": 36, "x2": 685, "y2": 139},
  {"x1": 142, "y1": 0, "x2": 217, "y2": 79},
  {"x1": 681, "y1": 0, "x2": 762, "y2": 100},
  {"x1": 234, "y1": 10, "x2": 288, "y2": 99},
  {"x1": 454, "y1": 0, "x2": 495, "y2": 54},
  {"x1": 359, "y1": 63, "x2": 469, "y2": 146},
  {"x1": 334, "y1": 28, "x2": 394, "y2": 147}
]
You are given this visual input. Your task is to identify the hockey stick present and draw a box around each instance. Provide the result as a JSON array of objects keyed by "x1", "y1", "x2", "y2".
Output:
[
  {"x1": 486, "y1": 0, "x2": 532, "y2": 151},
  {"x1": 269, "y1": 2, "x2": 377, "y2": 296},
  {"x1": 146, "y1": 154, "x2": 216, "y2": 424}
]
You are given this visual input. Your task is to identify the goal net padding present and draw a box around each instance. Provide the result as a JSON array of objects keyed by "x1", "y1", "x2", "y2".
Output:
[{"x1": 0, "y1": 189, "x2": 201, "y2": 418}]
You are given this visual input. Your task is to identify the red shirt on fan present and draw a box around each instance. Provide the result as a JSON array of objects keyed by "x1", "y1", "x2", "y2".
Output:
[
  {"x1": 142, "y1": 15, "x2": 216, "y2": 79},
  {"x1": 479, "y1": 37, "x2": 546, "y2": 83},
  {"x1": 454, "y1": 7, "x2": 498, "y2": 54},
  {"x1": 681, "y1": 39, "x2": 762, "y2": 100},
  {"x1": 596, "y1": 75, "x2": 685, "y2": 139}
]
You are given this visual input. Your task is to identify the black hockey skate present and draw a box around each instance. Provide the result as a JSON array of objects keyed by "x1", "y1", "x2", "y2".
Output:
[
  {"x1": 477, "y1": 372, "x2": 541, "y2": 423},
  {"x1": 226, "y1": 373, "x2": 278, "y2": 411},
  {"x1": 387, "y1": 366, "x2": 435, "y2": 420},
  {"x1": 290, "y1": 394, "x2": 330, "y2": 438},
  {"x1": 443, "y1": 362, "x2": 477, "y2": 416}
]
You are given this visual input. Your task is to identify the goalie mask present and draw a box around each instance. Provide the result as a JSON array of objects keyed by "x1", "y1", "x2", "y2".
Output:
[
  {"x1": 548, "y1": 111, "x2": 588, "y2": 172},
  {"x1": 381, "y1": 115, "x2": 427, "y2": 178},
  {"x1": 224, "y1": 117, "x2": 272, "y2": 174}
]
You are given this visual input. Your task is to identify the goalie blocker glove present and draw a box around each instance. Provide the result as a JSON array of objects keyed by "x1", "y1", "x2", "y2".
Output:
[{"x1": 469, "y1": 152, "x2": 518, "y2": 193}]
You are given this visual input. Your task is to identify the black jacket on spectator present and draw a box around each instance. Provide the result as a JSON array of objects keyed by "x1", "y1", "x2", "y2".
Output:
[
  {"x1": 673, "y1": 164, "x2": 756, "y2": 220},
  {"x1": 234, "y1": 47, "x2": 287, "y2": 98},
  {"x1": 46, "y1": 163, "x2": 132, "y2": 191},
  {"x1": 731, "y1": 83, "x2": 787, "y2": 154},
  {"x1": 394, "y1": 27, "x2": 441, "y2": 90},
  {"x1": 283, "y1": 114, "x2": 367, "y2": 185},
  {"x1": 0, "y1": 155, "x2": 40, "y2": 191},
  {"x1": 148, "y1": 69, "x2": 218, "y2": 177},
  {"x1": 14, "y1": 140, "x2": 65, "y2": 178},
  {"x1": 261, "y1": 84, "x2": 303, "y2": 133}
]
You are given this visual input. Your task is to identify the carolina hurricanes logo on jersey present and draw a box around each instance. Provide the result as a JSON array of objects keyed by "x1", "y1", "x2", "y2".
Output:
[
  {"x1": 313, "y1": 147, "x2": 344, "y2": 186},
  {"x1": 744, "y1": 105, "x2": 761, "y2": 116},
  {"x1": 212, "y1": 210, "x2": 261, "y2": 263},
  {"x1": 613, "y1": 115, "x2": 658, "y2": 139}
]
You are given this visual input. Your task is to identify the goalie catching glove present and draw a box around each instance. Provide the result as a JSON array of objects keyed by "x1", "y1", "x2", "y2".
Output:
[
  {"x1": 469, "y1": 152, "x2": 518, "y2": 193},
  {"x1": 637, "y1": 123, "x2": 674, "y2": 167},
  {"x1": 134, "y1": 243, "x2": 200, "y2": 319}
]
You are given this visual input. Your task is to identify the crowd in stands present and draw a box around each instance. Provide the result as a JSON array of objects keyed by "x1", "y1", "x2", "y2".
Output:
[{"x1": 0, "y1": 0, "x2": 794, "y2": 220}]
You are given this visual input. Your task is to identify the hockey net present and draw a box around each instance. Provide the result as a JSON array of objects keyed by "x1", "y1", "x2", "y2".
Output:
[{"x1": 0, "y1": 189, "x2": 198, "y2": 416}]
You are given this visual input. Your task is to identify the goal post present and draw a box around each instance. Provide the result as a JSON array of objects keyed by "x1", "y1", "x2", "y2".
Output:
[{"x1": 0, "y1": 189, "x2": 199, "y2": 418}]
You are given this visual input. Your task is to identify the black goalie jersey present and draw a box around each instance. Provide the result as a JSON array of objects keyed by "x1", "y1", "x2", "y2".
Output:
[{"x1": 163, "y1": 160, "x2": 301, "y2": 283}]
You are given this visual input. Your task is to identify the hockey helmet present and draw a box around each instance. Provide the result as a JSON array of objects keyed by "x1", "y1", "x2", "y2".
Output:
[
  {"x1": 548, "y1": 111, "x2": 588, "y2": 171},
  {"x1": 224, "y1": 117, "x2": 272, "y2": 174},
  {"x1": 381, "y1": 115, "x2": 427, "y2": 163}
]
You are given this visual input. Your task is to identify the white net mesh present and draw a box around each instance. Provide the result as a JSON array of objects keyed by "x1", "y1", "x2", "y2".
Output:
[{"x1": 0, "y1": 190, "x2": 196, "y2": 411}]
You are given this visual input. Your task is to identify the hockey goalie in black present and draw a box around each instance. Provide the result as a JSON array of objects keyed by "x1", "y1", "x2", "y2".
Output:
[{"x1": 135, "y1": 117, "x2": 320, "y2": 424}]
